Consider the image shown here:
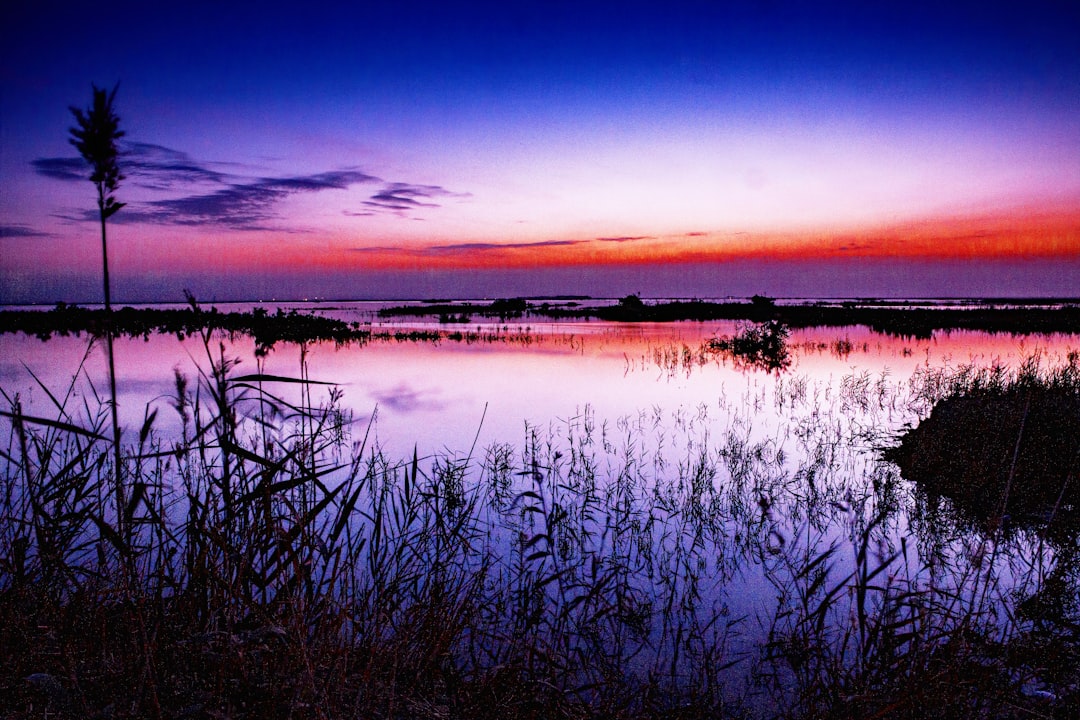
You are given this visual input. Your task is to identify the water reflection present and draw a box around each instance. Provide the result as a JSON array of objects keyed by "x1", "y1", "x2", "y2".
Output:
[{"x1": 2, "y1": 320, "x2": 1079, "y2": 711}]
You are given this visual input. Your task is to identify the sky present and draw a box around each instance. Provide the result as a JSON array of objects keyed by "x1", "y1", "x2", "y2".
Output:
[{"x1": 2, "y1": 0, "x2": 1080, "y2": 303}]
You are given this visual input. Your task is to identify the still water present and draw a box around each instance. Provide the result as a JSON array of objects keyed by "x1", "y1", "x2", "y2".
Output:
[
  {"x1": 2, "y1": 313, "x2": 1078, "y2": 697},
  {"x1": 2, "y1": 315, "x2": 1073, "y2": 462}
]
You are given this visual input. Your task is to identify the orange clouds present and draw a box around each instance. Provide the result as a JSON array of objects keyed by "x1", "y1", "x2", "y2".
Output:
[
  {"x1": 77, "y1": 202, "x2": 1075, "y2": 282},
  {"x1": 327, "y1": 203, "x2": 1080, "y2": 272}
]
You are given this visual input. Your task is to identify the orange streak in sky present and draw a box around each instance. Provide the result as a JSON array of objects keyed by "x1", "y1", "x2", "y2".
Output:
[
  {"x1": 331, "y1": 205, "x2": 1080, "y2": 272},
  {"x1": 94, "y1": 204, "x2": 1079, "y2": 277}
]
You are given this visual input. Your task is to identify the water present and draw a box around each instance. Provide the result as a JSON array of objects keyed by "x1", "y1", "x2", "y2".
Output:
[
  {"x1": 2, "y1": 317, "x2": 1073, "y2": 459},
  {"x1": 2, "y1": 312, "x2": 1079, "y2": 702}
]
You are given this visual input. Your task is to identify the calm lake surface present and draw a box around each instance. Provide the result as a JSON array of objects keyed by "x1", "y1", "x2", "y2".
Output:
[
  {"x1": 3, "y1": 309, "x2": 1075, "y2": 461},
  {"x1": 3, "y1": 308, "x2": 1079, "y2": 695}
]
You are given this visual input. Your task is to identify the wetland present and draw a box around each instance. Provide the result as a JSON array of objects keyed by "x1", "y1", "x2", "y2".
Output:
[{"x1": 2, "y1": 297, "x2": 1079, "y2": 718}]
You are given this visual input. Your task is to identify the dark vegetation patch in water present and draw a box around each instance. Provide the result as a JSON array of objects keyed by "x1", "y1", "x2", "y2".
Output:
[
  {"x1": 0, "y1": 302, "x2": 370, "y2": 349},
  {"x1": 886, "y1": 355, "x2": 1080, "y2": 540},
  {"x1": 4, "y1": 297, "x2": 1080, "y2": 344},
  {"x1": 705, "y1": 319, "x2": 792, "y2": 372},
  {"x1": 380, "y1": 296, "x2": 1080, "y2": 337},
  {"x1": 883, "y1": 356, "x2": 1080, "y2": 709},
  {"x1": 380, "y1": 297, "x2": 530, "y2": 321}
]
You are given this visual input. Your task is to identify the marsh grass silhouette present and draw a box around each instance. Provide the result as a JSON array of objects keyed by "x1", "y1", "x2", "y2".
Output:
[
  {"x1": 378, "y1": 296, "x2": 1080, "y2": 336},
  {"x1": 4, "y1": 329, "x2": 1080, "y2": 717},
  {"x1": 706, "y1": 320, "x2": 792, "y2": 372},
  {"x1": 69, "y1": 83, "x2": 127, "y2": 543}
]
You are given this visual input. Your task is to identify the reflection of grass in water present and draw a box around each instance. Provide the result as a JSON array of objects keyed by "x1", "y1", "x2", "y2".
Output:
[{"x1": 2, "y1": 338, "x2": 1079, "y2": 718}]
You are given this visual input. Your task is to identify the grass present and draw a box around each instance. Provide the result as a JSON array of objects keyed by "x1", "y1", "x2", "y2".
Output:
[
  {"x1": 5, "y1": 296, "x2": 1080, "y2": 344},
  {"x1": 887, "y1": 351, "x2": 1080, "y2": 539},
  {"x1": 0, "y1": 333, "x2": 748, "y2": 718},
  {"x1": 0, "y1": 302, "x2": 370, "y2": 351},
  {"x1": 706, "y1": 320, "x2": 791, "y2": 372},
  {"x1": 372, "y1": 296, "x2": 1080, "y2": 337},
  {"x1": 2, "y1": 327, "x2": 1080, "y2": 718},
  {"x1": 0, "y1": 301, "x2": 553, "y2": 352}
]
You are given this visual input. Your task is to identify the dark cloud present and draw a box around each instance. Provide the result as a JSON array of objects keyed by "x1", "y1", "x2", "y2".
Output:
[
  {"x1": 0, "y1": 224, "x2": 51, "y2": 238},
  {"x1": 141, "y1": 170, "x2": 379, "y2": 230},
  {"x1": 31, "y1": 157, "x2": 85, "y2": 182},
  {"x1": 345, "y1": 244, "x2": 402, "y2": 253},
  {"x1": 426, "y1": 239, "x2": 583, "y2": 254},
  {"x1": 52, "y1": 208, "x2": 127, "y2": 225},
  {"x1": 121, "y1": 142, "x2": 230, "y2": 189},
  {"x1": 34, "y1": 142, "x2": 228, "y2": 190},
  {"x1": 344, "y1": 238, "x2": 588, "y2": 257},
  {"x1": 596, "y1": 235, "x2": 651, "y2": 243},
  {"x1": 33, "y1": 141, "x2": 465, "y2": 231},
  {"x1": 34, "y1": 142, "x2": 380, "y2": 230},
  {"x1": 362, "y1": 182, "x2": 470, "y2": 215}
]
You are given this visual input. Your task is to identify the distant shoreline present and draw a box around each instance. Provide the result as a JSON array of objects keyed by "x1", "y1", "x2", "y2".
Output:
[
  {"x1": 2, "y1": 296, "x2": 1079, "y2": 343},
  {"x1": 377, "y1": 295, "x2": 1080, "y2": 336},
  {"x1": 3, "y1": 295, "x2": 1079, "y2": 310}
]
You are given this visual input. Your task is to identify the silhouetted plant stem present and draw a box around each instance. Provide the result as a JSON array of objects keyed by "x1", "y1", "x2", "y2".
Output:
[
  {"x1": 102, "y1": 218, "x2": 124, "y2": 547},
  {"x1": 70, "y1": 82, "x2": 127, "y2": 545}
]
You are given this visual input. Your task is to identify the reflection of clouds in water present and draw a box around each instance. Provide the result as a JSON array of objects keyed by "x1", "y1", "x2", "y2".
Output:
[
  {"x1": 0, "y1": 359, "x2": 25, "y2": 383},
  {"x1": 372, "y1": 383, "x2": 445, "y2": 413},
  {"x1": 116, "y1": 376, "x2": 181, "y2": 397}
]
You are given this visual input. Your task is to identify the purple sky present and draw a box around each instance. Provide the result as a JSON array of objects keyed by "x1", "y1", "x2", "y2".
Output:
[{"x1": 2, "y1": 1, "x2": 1079, "y2": 302}]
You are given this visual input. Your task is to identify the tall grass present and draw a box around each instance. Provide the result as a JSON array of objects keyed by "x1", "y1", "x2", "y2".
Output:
[
  {"x1": 2, "y1": 334, "x2": 1078, "y2": 718},
  {"x1": 894, "y1": 351, "x2": 1080, "y2": 541}
]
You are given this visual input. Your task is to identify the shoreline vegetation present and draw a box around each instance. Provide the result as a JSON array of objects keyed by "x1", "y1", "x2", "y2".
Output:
[
  {"x1": 886, "y1": 355, "x2": 1080, "y2": 540},
  {"x1": 3, "y1": 306, "x2": 1080, "y2": 717},
  {"x1": 1, "y1": 295, "x2": 1080, "y2": 347},
  {"x1": 379, "y1": 295, "x2": 1080, "y2": 337},
  {"x1": 0, "y1": 303, "x2": 370, "y2": 349}
]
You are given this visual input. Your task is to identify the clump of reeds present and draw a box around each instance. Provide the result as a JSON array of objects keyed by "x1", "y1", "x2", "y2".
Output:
[
  {"x1": 0, "y1": 332, "x2": 378, "y2": 717},
  {"x1": 706, "y1": 321, "x2": 791, "y2": 372},
  {"x1": 754, "y1": 507, "x2": 1077, "y2": 719},
  {"x1": 888, "y1": 351, "x2": 1080, "y2": 538}
]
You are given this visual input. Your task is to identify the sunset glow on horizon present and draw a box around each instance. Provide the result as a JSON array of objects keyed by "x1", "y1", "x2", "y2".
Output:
[{"x1": 3, "y1": 1, "x2": 1079, "y2": 302}]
